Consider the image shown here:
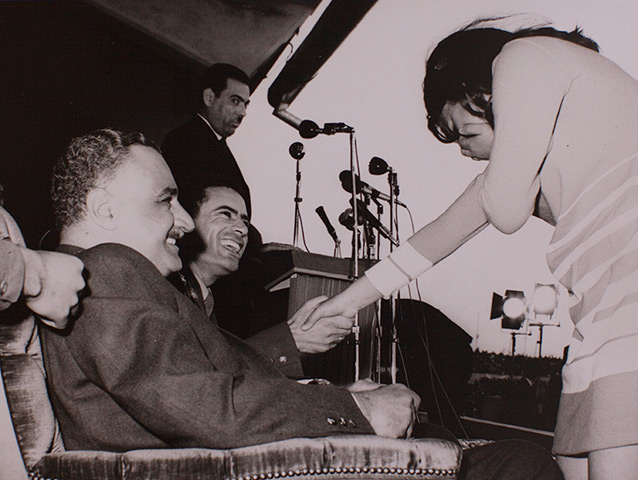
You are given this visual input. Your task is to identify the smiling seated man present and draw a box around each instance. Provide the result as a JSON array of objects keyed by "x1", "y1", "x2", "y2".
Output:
[
  {"x1": 40, "y1": 128, "x2": 420, "y2": 452},
  {"x1": 169, "y1": 178, "x2": 351, "y2": 359}
]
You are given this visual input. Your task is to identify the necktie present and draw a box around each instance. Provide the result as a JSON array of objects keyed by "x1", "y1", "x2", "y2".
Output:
[{"x1": 203, "y1": 289, "x2": 215, "y2": 318}]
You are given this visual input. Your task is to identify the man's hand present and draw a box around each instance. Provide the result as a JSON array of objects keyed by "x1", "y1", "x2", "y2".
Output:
[
  {"x1": 346, "y1": 378, "x2": 383, "y2": 393},
  {"x1": 302, "y1": 276, "x2": 382, "y2": 331},
  {"x1": 19, "y1": 248, "x2": 85, "y2": 329},
  {"x1": 287, "y1": 296, "x2": 354, "y2": 354},
  {"x1": 350, "y1": 383, "x2": 420, "y2": 438}
]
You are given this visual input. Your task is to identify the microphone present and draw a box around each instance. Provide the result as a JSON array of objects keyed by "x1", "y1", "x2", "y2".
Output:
[
  {"x1": 289, "y1": 142, "x2": 305, "y2": 160},
  {"x1": 299, "y1": 120, "x2": 321, "y2": 139},
  {"x1": 339, "y1": 170, "x2": 405, "y2": 207},
  {"x1": 299, "y1": 120, "x2": 354, "y2": 139},
  {"x1": 315, "y1": 206, "x2": 339, "y2": 243},
  {"x1": 350, "y1": 199, "x2": 399, "y2": 246},
  {"x1": 322, "y1": 123, "x2": 354, "y2": 135},
  {"x1": 338, "y1": 208, "x2": 362, "y2": 231},
  {"x1": 369, "y1": 156, "x2": 391, "y2": 175}
]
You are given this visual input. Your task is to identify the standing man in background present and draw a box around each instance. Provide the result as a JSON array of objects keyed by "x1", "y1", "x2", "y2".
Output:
[{"x1": 162, "y1": 63, "x2": 253, "y2": 224}]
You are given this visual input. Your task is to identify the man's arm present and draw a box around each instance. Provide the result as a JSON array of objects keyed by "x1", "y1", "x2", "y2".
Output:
[
  {"x1": 68, "y1": 294, "x2": 373, "y2": 448},
  {"x1": 0, "y1": 241, "x2": 26, "y2": 309},
  {"x1": 54, "y1": 244, "x2": 375, "y2": 449},
  {"x1": 246, "y1": 296, "x2": 359, "y2": 379},
  {"x1": 0, "y1": 207, "x2": 84, "y2": 322},
  {"x1": 246, "y1": 322, "x2": 304, "y2": 377}
]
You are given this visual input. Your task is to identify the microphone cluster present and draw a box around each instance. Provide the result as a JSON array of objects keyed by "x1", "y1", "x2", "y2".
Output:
[
  {"x1": 314, "y1": 158, "x2": 404, "y2": 248},
  {"x1": 339, "y1": 170, "x2": 405, "y2": 207}
]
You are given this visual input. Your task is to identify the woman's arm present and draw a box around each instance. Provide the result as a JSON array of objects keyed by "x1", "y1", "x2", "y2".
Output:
[
  {"x1": 303, "y1": 174, "x2": 490, "y2": 329},
  {"x1": 305, "y1": 38, "x2": 574, "y2": 329},
  {"x1": 480, "y1": 38, "x2": 572, "y2": 233}
]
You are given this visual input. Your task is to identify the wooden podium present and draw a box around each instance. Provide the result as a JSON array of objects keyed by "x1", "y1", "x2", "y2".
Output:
[{"x1": 261, "y1": 250, "x2": 378, "y2": 385}]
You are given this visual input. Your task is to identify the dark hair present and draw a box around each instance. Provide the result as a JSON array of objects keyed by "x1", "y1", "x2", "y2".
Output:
[
  {"x1": 424, "y1": 24, "x2": 599, "y2": 143},
  {"x1": 199, "y1": 63, "x2": 250, "y2": 100},
  {"x1": 51, "y1": 129, "x2": 160, "y2": 229},
  {"x1": 177, "y1": 178, "x2": 247, "y2": 262},
  {"x1": 179, "y1": 176, "x2": 248, "y2": 221}
]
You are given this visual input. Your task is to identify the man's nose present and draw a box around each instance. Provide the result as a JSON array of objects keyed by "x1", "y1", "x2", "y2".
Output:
[
  {"x1": 173, "y1": 201, "x2": 195, "y2": 233},
  {"x1": 234, "y1": 220, "x2": 249, "y2": 236}
]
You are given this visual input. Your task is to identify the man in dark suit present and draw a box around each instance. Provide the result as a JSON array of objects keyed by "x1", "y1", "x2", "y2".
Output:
[
  {"x1": 161, "y1": 63, "x2": 270, "y2": 337},
  {"x1": 161, "y1": 63, "x2": 252, "y2": 219},
  {"x1": 41, "y1": 128, "x2": 420, "y2": 452},
  {"x1": 170, "y1": 180, "x2": 352, "y2": 355}
]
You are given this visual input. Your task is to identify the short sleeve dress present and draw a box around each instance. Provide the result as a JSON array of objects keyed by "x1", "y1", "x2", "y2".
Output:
[
  {"x1": 405, "y1": 35, "x2": 638, "y2": 456},
  {"x1": 484, "y1": 36, "x2": 638, "y2": 456}
]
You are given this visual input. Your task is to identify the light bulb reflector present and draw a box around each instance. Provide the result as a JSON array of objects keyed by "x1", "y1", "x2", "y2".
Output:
[
  {"x1": 533, "y1": 284, "x2": 558, "y2": 315},
  {"x1": 502, "y1": 297, "x2": 525, "y2": 318}
]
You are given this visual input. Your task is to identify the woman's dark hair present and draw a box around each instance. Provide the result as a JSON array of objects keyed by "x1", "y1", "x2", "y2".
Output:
[{"x1": 424, "y1": 23, "x2": 599, "y2": 144}]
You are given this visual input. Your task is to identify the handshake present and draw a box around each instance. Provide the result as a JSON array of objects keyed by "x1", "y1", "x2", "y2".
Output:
[{"x1": 288, "y1": 296, "x2": 421, "y2": 439}]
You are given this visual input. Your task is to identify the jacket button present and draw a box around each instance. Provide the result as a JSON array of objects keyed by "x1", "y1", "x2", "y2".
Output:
[
  {"x1": 339, "y1": 417, "x2": 347, "y2": 426},
  {"x1": 348, "y1": 419, "x2": 357, "y2": 428},
  {"x1": 278, "y1": 355, "x2": 288, "y2": 365},
  {"x1": 0, "y1": 281, "x2": 7, "y2": 296},
  {"x1": 327, "y1": 417, "x2": 337, "y2": 425}
]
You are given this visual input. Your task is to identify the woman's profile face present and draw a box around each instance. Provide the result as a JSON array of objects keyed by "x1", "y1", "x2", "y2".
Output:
[{"x1": 441, "y1": 102, "x2": 494, "y2": 161}]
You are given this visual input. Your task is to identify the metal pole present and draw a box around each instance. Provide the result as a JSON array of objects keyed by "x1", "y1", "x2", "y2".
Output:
[
  {"x1": 347, "y1": 130, "x2": 361, "y2": 382},
  {"x1": 292, "y1": 159, "x2": 302, "y2": 247}
]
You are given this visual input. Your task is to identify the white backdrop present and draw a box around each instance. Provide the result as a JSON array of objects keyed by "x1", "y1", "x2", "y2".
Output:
[{"x1": 228, "y1": 0, "x2": 638, "y2": 356}]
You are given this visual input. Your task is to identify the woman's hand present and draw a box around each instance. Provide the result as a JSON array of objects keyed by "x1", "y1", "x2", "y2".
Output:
[
  {"x1": 287, "y1": 296, "x2": 354, "y2": 353},
  {"x1": 301, "y1": 276, "x2": 382, "y2": 331}
]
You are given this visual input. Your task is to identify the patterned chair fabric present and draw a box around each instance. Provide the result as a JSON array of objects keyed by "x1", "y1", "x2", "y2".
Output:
[{"x1": 0, "y1": 315, "x2": 462, "y2": 480}]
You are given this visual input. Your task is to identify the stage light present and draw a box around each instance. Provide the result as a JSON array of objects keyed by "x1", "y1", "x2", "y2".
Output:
[
  {"x1": 490, "y1": 284, "x2": 560, "y2": 357},
  {"x1": 490, "y1": 289, "x2": 526, "y2": 330},
  {"x1": 502, "y1": 294, "x2": 525, "y2": 319},
  {"x1": 531, "y1": 283, "x2": 558, "y2": 316}
]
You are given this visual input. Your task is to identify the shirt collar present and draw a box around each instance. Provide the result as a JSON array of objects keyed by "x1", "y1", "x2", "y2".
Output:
[
  {"x1": 197, "y1": 113, "x2": 222, "y2": 141},
  {"x1": 191, "y1": 269, "x2": 211, "y2": 301}
]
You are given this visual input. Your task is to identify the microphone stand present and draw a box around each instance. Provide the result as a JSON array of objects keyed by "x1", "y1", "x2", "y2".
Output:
[
  {"x1": 292, "y1": 156, "x2": 302, "y2": 248},
  {"x1": 346, "y1": 130, "x2": 362, "y2": 382},
  {"x1": 333, "y1": 237, "x2": 342, "y2": 258},
  {"x1": 370, "y1": 198, "x2": 382, "y2": 260},
  {"x1": 387, "y1": 166, "x2": 400, "y2": 384}
]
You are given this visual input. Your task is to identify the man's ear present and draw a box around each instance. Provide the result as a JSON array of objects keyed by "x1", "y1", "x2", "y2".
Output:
[
  {"x1": 202, "y1": 87, "x2": 216, "y2": 107},
  {"x1": 86, "y1": 188, "x2": 116, "y2": 230}
]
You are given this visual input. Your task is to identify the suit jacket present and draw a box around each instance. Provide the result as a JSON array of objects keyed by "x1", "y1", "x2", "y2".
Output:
[
  {"x1": 169, "y1": 265, "x2": 302, "y2": 377},
  {"x1": 161, "y1": 115, "x2": 252, "y2": 217},
  {"x1": 41, "y1": 243, "x2": 371, "y2": 452}
]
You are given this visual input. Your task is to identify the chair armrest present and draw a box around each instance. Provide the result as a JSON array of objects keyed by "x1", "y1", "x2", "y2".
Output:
[{"x1": 33, "y1": 435, "x2": 461, "y2": 480}]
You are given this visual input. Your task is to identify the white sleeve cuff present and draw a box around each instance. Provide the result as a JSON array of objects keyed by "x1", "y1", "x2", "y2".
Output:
[{"x1": 364, "y1": 241, "x2": 433, "y2": 298}]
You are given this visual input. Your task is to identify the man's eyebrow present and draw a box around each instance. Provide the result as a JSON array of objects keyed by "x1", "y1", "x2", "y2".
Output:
[
  {"x1": 158, "y1": 187, "x2": 178, "y2": 198},
  {"x1": 231, "y1": 94, "x2": 250, "y2": 106},
  {"x1": 215, "y1": 204, "x2": 250, "y2": 222}
]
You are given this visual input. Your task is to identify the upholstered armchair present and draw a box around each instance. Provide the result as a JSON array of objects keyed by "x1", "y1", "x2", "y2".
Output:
[{"x1": 0, "y1": 314, "x2": 462, "y2": 480}]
